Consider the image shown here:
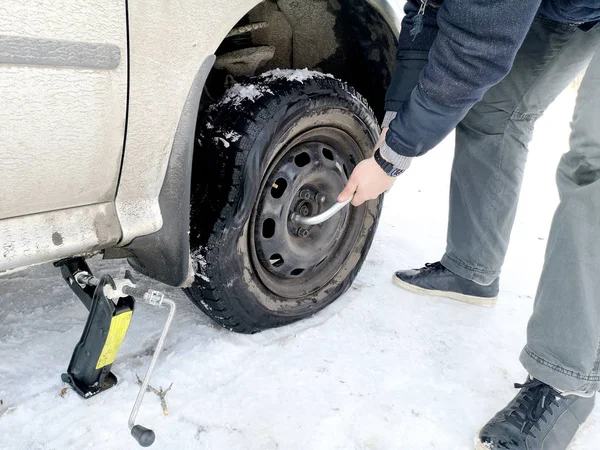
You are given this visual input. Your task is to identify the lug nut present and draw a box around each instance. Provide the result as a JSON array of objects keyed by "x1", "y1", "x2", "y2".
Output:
[
  {"x1": 299, "y1": 190, "x2": 311, "y2": 200},
  {"x1": 297, "y1": 228, "x2": 310, "y2": 238},
  {"x1": 316, "y1": 194, "x2": 326, "y2": 203}
]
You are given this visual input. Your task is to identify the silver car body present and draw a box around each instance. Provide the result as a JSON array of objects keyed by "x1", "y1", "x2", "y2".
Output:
[{"x1": 0, "y1": 0, "x2": 401, "y2": 282}]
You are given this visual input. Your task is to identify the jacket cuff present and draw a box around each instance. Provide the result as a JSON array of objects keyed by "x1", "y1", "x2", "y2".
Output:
[
  {"x1": 382, "y1": 111, "x2": 397, "y2": 128},
  {"x1": 379, "y1": 141, "x2": 412, "y2": 172}
]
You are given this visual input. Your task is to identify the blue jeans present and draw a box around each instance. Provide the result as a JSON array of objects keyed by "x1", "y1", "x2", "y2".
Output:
[{"x1": 438, "y1": 17, "x2": 600, "y2": 391}]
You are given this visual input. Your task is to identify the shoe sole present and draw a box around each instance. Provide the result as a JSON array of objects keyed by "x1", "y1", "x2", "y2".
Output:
[
  {"x1": 474, "y1": 441, "x2": 492, "y2": 450},
  {"x1": 473, "y1": 416, "x2": 591, "y2": 450},
  {"x1": 392, "y1": 275, "x2": 497, "y2": 307},
  {"x1": 475, "y1": 441, "x2": 579, "y2": 450}
]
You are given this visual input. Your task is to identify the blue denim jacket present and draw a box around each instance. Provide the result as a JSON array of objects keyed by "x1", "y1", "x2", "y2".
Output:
[{"x1": 383, "y1": 0, "x2": 600, "y2": 160}]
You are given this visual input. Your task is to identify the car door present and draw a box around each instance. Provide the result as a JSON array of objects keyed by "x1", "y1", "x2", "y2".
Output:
[
  {"x1": 0, "y1": 1, "x2": 127, "y2": 271},
  {"x1": 0, "y1": 1, "x2": 127, "y2": 218}
]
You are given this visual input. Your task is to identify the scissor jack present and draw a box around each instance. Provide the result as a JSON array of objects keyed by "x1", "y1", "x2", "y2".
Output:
[{"x1": 56, "y1": 258, "x2": 176, "y2": 447}]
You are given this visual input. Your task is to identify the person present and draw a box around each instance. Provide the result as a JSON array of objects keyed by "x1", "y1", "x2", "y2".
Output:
[{"x1": 338, "y1": 1, "x2": 600, "y2": 448}]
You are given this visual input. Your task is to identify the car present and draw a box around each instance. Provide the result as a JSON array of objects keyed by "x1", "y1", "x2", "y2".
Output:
[{"x1": 1, "y1": 0, "x2": 401, "y2": 334}]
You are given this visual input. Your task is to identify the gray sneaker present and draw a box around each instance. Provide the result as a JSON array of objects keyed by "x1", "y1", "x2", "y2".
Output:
[
  {"x1": 476, "y1": 378, "x2": 595, "y2": 450},
  {"x1": 392, "y1": 262, "x2": 499, "y2": 306}
]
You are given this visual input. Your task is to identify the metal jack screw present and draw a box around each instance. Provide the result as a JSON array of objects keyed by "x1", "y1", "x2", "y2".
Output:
[{"x1": 126, "y1": 289, "x2": 177, "y2": 447}]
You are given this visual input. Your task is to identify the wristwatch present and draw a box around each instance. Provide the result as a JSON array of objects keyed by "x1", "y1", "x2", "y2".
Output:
[{"x1": 374, "y1": 149, "x2": 404, "y2": 177}]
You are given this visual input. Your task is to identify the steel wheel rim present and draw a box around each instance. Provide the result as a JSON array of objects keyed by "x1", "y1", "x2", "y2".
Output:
[{"x1": 250, "y1": 125, "x2": 366, "y2": 299}]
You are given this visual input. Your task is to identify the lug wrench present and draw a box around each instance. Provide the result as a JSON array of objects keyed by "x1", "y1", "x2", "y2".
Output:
[{"x1": 291, "y1": 194, "x2": 354, "y2": 226}]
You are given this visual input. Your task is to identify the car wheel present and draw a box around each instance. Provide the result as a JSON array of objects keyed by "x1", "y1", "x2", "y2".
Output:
[{"x1": 185, "y1": 72, "x2": 383, "y2": 333}]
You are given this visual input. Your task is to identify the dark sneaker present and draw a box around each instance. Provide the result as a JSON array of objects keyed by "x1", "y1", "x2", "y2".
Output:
[
  {"x1": 476, "y1": 378, "x2": 595, "y2": 450},
  {"x1": 392, "y1": 262, "x2": 498, "y2": 306}
]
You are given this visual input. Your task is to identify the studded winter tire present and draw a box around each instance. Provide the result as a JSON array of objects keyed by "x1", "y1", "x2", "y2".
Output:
[{"x1": 185, "y1": 73, "x2": 383, "y2": 333}]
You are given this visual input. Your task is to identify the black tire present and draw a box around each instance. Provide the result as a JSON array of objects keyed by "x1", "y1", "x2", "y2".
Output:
[{"x1": 185, "y1": 73, "x2": 383, "y2": 333}]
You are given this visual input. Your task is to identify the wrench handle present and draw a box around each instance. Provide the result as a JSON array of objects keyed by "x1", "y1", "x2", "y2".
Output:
[{"x1": 292, "y1": 194, "x2": 354, "y2": 226}]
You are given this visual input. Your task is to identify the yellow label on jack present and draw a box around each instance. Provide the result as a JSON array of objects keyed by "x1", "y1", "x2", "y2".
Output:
[{"x1": 96, "y1": 311, "x2": 133, "y2": 370}]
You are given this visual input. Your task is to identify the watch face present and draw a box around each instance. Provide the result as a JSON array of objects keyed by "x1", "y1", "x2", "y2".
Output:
[{"x1": 384, "y1": 165, "x2": 399, "y2": 177}]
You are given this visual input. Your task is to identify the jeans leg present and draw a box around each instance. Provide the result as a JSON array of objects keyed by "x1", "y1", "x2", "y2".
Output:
[
  {"x1": 520, "y1": 47, "x2": 600, "y2": 393},
  {"x1": 442, "y1": 17, "x2": 600, "y2": 285}
]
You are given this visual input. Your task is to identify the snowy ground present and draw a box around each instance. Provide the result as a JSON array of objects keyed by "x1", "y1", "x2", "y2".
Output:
[{"x1": 1, "y1": 87, "x2": 598, "y2": 450}]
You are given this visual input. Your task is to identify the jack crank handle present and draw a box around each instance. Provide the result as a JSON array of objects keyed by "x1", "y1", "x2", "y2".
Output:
[{"x1": 128, "y1": 292, "x2": 176, "y2": 447}]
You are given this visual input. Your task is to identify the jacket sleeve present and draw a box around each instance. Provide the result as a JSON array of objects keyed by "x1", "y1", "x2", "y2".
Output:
[{"x1": 384, "y1": 0, "x2": 541, "y2": 158}]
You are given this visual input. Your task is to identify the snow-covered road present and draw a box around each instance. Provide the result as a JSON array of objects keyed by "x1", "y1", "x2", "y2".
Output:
[{"x1": 1, "y1": 88, "x2": 598, "y2": 450}]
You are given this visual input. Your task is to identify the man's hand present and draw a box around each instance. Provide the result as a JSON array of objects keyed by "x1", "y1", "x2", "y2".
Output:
[{"x1": 337, "y1": 129, "x2": 395, "y2": 206}]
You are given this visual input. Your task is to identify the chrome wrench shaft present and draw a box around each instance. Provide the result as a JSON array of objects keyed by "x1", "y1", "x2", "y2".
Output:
[{"x1": 291, "y1": 194, "x2": 354, "y2": 226}]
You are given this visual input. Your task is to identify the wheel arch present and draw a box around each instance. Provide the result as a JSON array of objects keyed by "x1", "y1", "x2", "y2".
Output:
[{"x1": 204, "y1": 0, "x2": 400, "y2": 120}]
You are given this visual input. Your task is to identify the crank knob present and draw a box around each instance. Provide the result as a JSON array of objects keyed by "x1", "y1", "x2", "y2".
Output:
[{"x1": 131, "y1": 425, "x2": 155, "y2": 447}]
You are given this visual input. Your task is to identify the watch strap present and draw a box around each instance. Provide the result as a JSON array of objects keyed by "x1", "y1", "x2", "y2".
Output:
[{"x1": 374, "y1": 149, "x2": 404, "y2": 177}]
